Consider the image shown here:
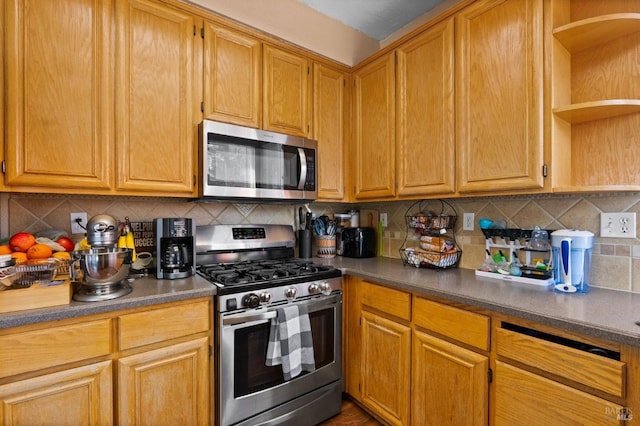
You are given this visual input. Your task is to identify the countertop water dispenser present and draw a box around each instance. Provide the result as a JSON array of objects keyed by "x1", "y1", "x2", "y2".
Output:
[{"x1": 551, "y1": 229, "x2": 594, "y2": 293}]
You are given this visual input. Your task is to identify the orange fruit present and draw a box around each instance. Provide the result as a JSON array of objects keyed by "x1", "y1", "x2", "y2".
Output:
[
  {"x1": 11, "y1": 252, "x2": 28, "y2": 264},
  {"x1": 0, "y1": 245, "x2": 11, "y2": 255},
  {"x1": 26, "y1": 243, "x2": 53, "y2": 260}
]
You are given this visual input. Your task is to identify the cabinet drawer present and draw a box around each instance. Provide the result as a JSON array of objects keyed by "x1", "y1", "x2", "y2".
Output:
[
  {"x1": 413, "y1": 297, "x2": 490, "y2": 351},
  {"x1": 496, "y1": 327, "x2": 625, "y2": 397},
  {"x1": 119, "y1": 300, "x2": 210, "y2": 350},
  {"x1": 0, "y1": 319, "x2": 112, "y2": 378},
  {"x1": 361, "y1": 281, "x2": 411, "y2": 321},
  {"x1": 495, "y1": 361, "x2": 624, "y2": 425}
]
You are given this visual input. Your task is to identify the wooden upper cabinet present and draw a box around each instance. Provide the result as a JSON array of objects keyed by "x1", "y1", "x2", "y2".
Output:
[
  {"x1": 263, "y1": 44, "x2": 311, "y2": 137},
  {"x1": 396, "y1": 18, "x2": 456, "y2": 197},
  {"x1": 353, "y1": 53, "x2": 396, "y2": 200},
  {"x1": 115, "y1": 0, "x2": 199, "y2": 196},
  {"x1": 314, "y1": 63, "x2": 347, "y2": 201},
  {"x1": 4, "y1": 0, "x2": 113, "y2": 190},
  {"x1": 455, "y1": 0, "x2": 544, "y2": 193},
  {"x1": 203, "y1": 21, "x2": 261, "y2": 128}
]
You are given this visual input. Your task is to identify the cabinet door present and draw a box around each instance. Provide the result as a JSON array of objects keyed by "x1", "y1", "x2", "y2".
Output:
[
  {"x1": 203, "y1": 22, "x2": 261, "y2": 128},
  {"x1": 4, "y1": 0, "x2": 113, "y2": 191},
  {"x1": 0, "y1": 361, "x2": 113, "y2": 425},
  {"x1": 117, "y1": 337, "x2": 210, "y2": 426},
  {"x1": 456, "y1": 0, "x2": 544, "y2": 193},
  {"x1": 115, "y1": 0, "x2": 198, "y2": 196},
  {"x1": 353, "y1": 53, "x2": 396, "y2": 200},
  {"x1": 263, "y1": 45, "x2": 311, "y2": 137},
  {"x1": 412, "y1": 330, "x2": 488, "y2": 426},
  {"x1": 314, "y1": 63, "x2": 347, "y2": 201},
  {"x1": 396, "y1": 18, "x2": 455, "y2": 197},
  {"x1": 361, "y1": 310, "x2": 410, "y2": 426},
  {"x1": 495, "y1": 361, "x2": 624, "y2": 425}
]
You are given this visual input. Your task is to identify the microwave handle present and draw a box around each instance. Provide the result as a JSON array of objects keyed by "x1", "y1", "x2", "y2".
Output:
[{"x1": 297, "y1": 148, "x2": 307, "y2": 190}]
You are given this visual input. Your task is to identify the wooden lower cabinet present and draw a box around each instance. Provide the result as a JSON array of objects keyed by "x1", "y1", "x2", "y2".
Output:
[
  {"x1": 118, "y1": 337, "x2": 210, "y2": 426},
  {"x1": 344, "y1": 276, "x2": 638, "y2": 425},
  {"x1": 412, "y1": 330, "x2": 488, "y2": 426},
  {"x1": 0, "y1": 298, "x2": 212, "y2": 426},
  {"x1": 494, "y1": 361, "x2": 624, "y2": 425},
  {"x1": 361, "y1": 310, "x2": 411, "y2": 426},
  {"x1": 0, "y1": 361, "x2": 113, "y2": 425}
]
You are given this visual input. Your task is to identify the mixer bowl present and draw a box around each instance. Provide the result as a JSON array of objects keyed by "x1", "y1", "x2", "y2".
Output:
[{"x1": 71, "y1": 247, "x2": 132, "y2": 285}]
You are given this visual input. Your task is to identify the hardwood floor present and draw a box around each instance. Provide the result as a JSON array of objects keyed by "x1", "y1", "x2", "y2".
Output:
[{"x1": 320, "y1": 395, "x2": 383, "y2": 425}]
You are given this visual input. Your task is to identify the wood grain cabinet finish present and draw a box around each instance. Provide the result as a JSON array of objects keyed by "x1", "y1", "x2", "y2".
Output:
[
  {"x1": 455, "y1": 0, "x2": 545, "y2": 193},
  {"x1": 413, "y1": 297, "x2": 490, "y2": 351},
  {"x1": 494, "y1": 361, "x2": 624, "y2": 426},
  {"x1": 353, "y1": 53, "x2": 396, "y2": 200},
  {"x1": 203, "y1": 21, "x2": 261, "y2": 128},
  {"x1": 550, "y1": 1, "x2": 640, "y2": 192},
  {"x1": 4, "y1": 0, "x2": 113, "y2": 191},
  {"x1": 314, "y1": 62, "x2": 348, "y2": 201},
  {"x1": 117, "y1": 337, "x2": 210, "y2": 426},
  {"x1": 0, "y1": 361, "x2": 113, "y2": 426},
  {"x1": 0, "y1": 319, "x2": 112, "y2": 379},
  {"x1": 115, "y1": 0, "x2": 199, "y2": 196},
  {"x1": 395, "y1": 17, "x2": 456, "y2": 197},
  {"x1": 361, "y1": 311, "x2": 411, "y2": 426},
  {"x1": 263, "y1": 44, "x2": 311, "y2": 137},
  {"x1": 0, "y1": 298, "x2": 212, "y2": 426},
  {"x1": 412, "y1": 330, "x2": 488, "y2": 426},
  {"x1": 118, "y1": 299, "x2": 210, "y2": 350}
]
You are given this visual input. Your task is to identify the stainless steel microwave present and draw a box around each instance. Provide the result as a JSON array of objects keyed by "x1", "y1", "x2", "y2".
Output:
[{"x1": 199, "y1": 120, "x2": 317, "y2": 201}]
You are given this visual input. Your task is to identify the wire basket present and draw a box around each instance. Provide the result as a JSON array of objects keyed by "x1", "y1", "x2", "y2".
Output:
[
  {"x1": 400, "y1": 248, "x2": 461, "y2": 269},
  {"x1": 12, "y1": 259, "x2": 60, "y2": 287},
  {"x1": 400, "y1": 199, "x2": 462, "y2": 269}
]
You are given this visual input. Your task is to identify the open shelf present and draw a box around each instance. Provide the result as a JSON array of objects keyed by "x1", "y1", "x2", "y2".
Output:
[
  {"x1": 553, "y1": 13, "x2": 640, "y2": 53},
  {"x1": 553, "y1": 100, "x2": 640, "y2": 124}
]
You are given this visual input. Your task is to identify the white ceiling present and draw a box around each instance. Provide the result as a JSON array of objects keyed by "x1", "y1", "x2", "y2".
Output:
[{"x1": 298, "y1": 0, "x2": 446, "y2": 40}]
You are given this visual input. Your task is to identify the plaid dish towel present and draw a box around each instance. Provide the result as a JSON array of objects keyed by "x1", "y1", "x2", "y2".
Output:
[{"x1": 265, "y1": 304, "x2": 316, "y2": 380}]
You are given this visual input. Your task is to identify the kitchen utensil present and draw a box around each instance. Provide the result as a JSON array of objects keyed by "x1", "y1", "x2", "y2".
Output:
[
  {"x1": 551, "y1": 230, "x2": 594, "y2": 294},
  {"x1": 314, "y1": 218, "x2": 325, "y2": 236}
]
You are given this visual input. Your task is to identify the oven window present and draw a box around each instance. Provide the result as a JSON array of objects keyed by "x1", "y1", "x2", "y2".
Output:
[{"x1": 233, "y1": 307, "x2": 335, "y2": 398}]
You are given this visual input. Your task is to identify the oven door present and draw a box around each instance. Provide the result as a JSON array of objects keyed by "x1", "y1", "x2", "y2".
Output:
[{"x1": 219, "y1": 293, "x2": 342, "y2": 426}]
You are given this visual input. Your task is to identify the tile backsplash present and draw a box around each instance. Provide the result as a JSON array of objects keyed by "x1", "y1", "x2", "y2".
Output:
[{"x1": 2, "y1": 192, "x2": 640, "y2": 293}]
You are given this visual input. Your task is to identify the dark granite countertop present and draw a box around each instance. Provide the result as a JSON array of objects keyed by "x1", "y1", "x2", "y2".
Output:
[
  {"x1": 0, "y1": 274, "x2": 216, "y2": 329},
  {"x1": 319, "y1": 257, "x2": 640, "y2": 347}
]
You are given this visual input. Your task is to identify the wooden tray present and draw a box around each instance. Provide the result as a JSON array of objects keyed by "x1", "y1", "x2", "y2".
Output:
[{"x1": 0, "y1": 280, "x2": 71, "y2": 314}]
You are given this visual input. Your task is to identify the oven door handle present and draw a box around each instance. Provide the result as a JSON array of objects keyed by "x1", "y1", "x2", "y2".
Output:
[{"x1": 223, "y1": 310, "x2": 277, "y2": 326}]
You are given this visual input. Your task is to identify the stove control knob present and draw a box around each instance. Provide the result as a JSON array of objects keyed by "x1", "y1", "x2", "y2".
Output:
[
  {"x1": 285, "y1": 287, "x2": 297, "y2": 300},
  {"x1": 259, "y1": 292, "x2": 272, "y2": 304},
  {"x1": 319, "y1": 281, "x2": 332, "y2": 295},
  {"x1": 308, "y1": 283, "x2": 320, "y2": 295},
  {"x1": 242, "y1": 293, "x2": 260, "y2": 309}
]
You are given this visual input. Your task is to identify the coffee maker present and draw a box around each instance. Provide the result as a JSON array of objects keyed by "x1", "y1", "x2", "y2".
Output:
[{"x1": 155, "y1": 218, "x2": 195, "y2": 279}]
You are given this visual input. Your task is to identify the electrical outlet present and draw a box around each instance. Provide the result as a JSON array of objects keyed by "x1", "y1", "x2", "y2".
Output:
[
  {"x1": 70, "y1": 212, "x2": 88, "y2": 234},
  {"x1": 601, "y1": 212, "x2": 636, "y2": 238},
  {"x1": 380, "y1": 213, "x2": 388, "y2": 227},
  {"x1": 463, "y1": 213, "x2": 475, "y2": 231}
]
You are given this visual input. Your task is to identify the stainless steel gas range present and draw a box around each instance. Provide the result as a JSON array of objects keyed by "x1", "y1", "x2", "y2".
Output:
[{"x1": 196, "y1": 224, "x2": 343, "y2": 426}]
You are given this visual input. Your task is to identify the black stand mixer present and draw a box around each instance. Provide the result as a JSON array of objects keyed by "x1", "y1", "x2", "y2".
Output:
[{"x1": 71, "y1": 214, "x2": 133, "y2": 302}]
